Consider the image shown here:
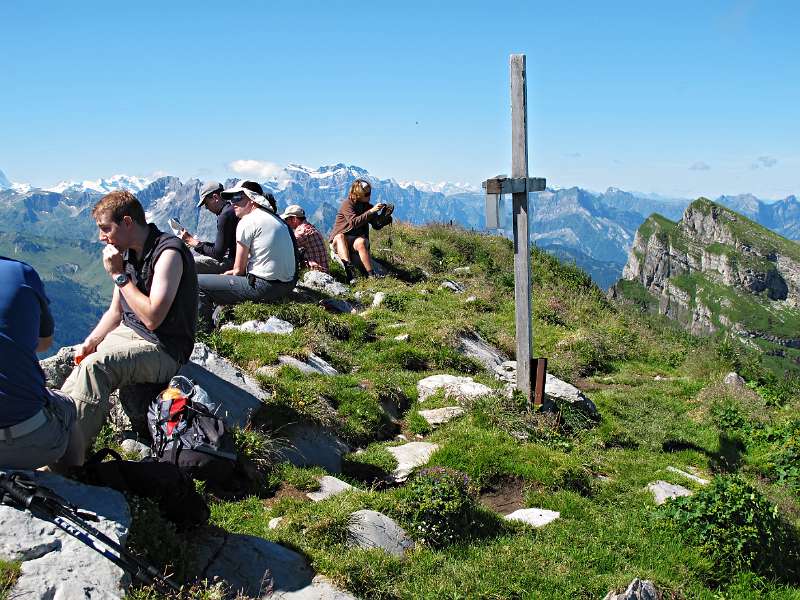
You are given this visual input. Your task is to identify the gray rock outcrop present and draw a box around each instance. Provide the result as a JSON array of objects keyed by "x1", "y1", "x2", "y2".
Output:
[
  {"x1": 416, "y1": 374, "x2": 493, "y2": 403},
  {"x1": 177, "y1": 342, "x2": 267, "y2": 428},
  {"x1": 39, "y1": 345, "x2": 77, "y2": 388},
  {"x1": 387, "y1": 442, "x2": 439, "y2": 481},
  {"x1": 221, "y1": 317, "x2": 294, "y2": 335},
  {"x1": 418, "y1": 406, "x2": 465, "y2": 427},
  {"x1": 298, "y1": 270, "x2": 350, "y2": 297},
  {"x1": 504, "y1": 508, "x2": 560, "y2": 528},
  {"x1": 603, "y1": 578, "x2": 662, "y2": 600},
  {"x1": 457, "y1": 332, "x2": 508, "y2": 372},
  {"x1": 346, "y1": 510, "x2": 415, "y2": 557},
  {"x1": 0, "y1": 472, "x2": 131, "y2": 599},
  {"x1": 307, "y1": 476, "x2": 356, "y2": 502},
  {"x1": 647, "y1": 480, "x2": 693, "y2": 505},
  {"x1": 195, "y1": 531, "x2": 356, "y2": 599}
]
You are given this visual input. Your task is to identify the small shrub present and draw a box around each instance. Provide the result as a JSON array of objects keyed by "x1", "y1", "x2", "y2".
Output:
[
  {"x1": 761, "y1": 419, "x2": 800, "y2": 489},
  {"x1": 0, "y1": 559, "x2": 20, "y2": 600},
  {"x1": 397, "y1": 467, "x2": 478, "y2": 548},
  {"x1": 660, "y1": 475, "x2": 800, "y2": 584},
  {"x1": 232, "y1": 427, "x2": 281, "y2": 472},
  {"x1": 406, "y1": 411, "x2": 431, "y2": 435}
]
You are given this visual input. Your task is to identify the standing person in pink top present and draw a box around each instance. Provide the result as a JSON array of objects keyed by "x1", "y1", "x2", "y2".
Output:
[{"x1": 281, "y1": 204, "x2": 329, "y2": 274}]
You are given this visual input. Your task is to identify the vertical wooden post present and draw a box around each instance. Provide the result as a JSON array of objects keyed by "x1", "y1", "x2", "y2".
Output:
[{"x1": 510, "y1": 54, "x2": 533, "y2": 405}]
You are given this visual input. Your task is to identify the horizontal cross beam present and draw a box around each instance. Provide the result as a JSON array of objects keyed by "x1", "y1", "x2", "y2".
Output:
[{"x1": 481, "y1": 177, "x2": 546, "y2": 195}]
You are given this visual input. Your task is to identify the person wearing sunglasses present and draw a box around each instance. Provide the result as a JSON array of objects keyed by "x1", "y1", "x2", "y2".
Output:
[
  {"x1": 179, "y1": 181, "x2": 240, "y2": 274},
  {"x1": 196, "y1": 181, "x2": 296, "y2": 330}
]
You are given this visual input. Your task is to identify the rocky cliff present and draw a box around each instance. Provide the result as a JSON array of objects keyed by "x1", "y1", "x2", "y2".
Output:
[{"x1": 610, "y1": 198, "x2": 800, "y2": 343}]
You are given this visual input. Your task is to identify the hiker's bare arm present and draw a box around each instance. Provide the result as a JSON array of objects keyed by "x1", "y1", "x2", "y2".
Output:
[
  {"x1": 117, "y1": 249, "x2": 183, "y2": 331},
  {"x1": 36, "y1": 336, "x2": 53, "y2": 352},
  {"x1": 223, "y1": 242, "x2": 249, "y2": 276},
  {"x1": 78, "y1": 286, "x2": 123, "y2": 356}
]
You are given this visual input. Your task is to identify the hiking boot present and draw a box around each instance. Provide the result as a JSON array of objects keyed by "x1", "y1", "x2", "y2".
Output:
[{"x1": 342, "y1": 261, "x2": 356, "y2": 284}]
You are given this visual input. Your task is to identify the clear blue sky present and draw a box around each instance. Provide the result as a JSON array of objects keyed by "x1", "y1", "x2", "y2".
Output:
[{"x1": 1, "y1": 0, "x2": 798, "y2": 199}]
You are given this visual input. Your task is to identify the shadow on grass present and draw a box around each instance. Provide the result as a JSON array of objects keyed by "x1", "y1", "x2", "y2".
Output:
[{"x1": 661, "y1": 432, "x2": 745, "y2": 473}]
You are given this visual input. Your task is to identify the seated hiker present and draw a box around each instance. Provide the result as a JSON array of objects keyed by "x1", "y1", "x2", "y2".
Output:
[
  {"x1": 60, "y1": 191, "x2": 197, "y2": 464},
  {"x1": 179, "y1": 180, "x2": 240, "y2": 274},
  {"x1": 0, "y1": 257, "x2": 81, "y2": 469},
  {"x1": 281, "y1": 204, "x2": 329, "y2": 274},
  {"x1": 197, "y1": 180, "x2": 297, "y2": 330},
  {"x1": 329, "y1": 178, "x2": 393, "y2": 281}
]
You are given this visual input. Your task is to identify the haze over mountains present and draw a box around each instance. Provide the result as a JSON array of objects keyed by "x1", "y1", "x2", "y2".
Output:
[{"x1": 3, "y1": 163, "x2": 799, "y2": 290}]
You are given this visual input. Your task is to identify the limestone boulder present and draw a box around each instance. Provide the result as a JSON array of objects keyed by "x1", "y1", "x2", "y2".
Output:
[
  {"x1": 221, "y1": 317, "x2": 294, "y2": 335},
  {"x1": 439, "y1": 279, "x2": 465, "y2": 293},
  {"x1": 347, "y1": 510, "x2": 415, "y2": 557},
  {"x1": 195, "y1": 531, "x2": 356, "y2": 599},
  {"x1": 504, "y1": 508, "x2": 560, "y2": 528},
  {"x1": 647, "y1": 480, "x2": 693, "y2": 505},
  {"x1": 307, "y1": 476, "x2": 356, "y2": 502},
  {"x1": 723, "y1": 371, "x2": 746, "y2": 388},
  {"x1": 39, "y1": 346, "x2": 77, "y2": 389},
  {"x1": 177, "y1": 342, "x2": 268, "y2": 428},
  {"x1": 603, "y1": 578, "x2": 662, "y2": 600},
  {"x1": 298, "y1": 270, "x2": 350, "y2": 297},
  {"x1": 457, "y1": 332, "x2": 508, "y2": 372},
  {"x1": 0, "y1": 472, "x2": 131, "y2": 600},
  {"x1": 417, "y1": 406, "x2": 465, "y2": 428},
  {"x1": 387, "y1": 442, "x2": 439, "y2": 481},
  {"x1": 275, "y1": 354, "x2": 338, "y2": 376},
  {"x1": 416, "y1": 374, "x2": 493, "y2": 403}
]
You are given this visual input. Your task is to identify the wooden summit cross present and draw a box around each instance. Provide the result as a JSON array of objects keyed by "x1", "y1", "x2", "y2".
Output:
[{"x1": 482, "y1": 54, "x2": 547, "y2": 408}]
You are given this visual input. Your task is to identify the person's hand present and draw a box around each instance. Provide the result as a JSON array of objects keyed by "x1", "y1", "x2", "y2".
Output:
[
  {"x1": 74, "y1": 337, "x2": 99, "y2": 365},
  {"x1": 370, "y1": 203, "x2": 386, "y2": 214},
  {"x1": 180, "y1": 230, "x2": 199, "y2": 247},
  {"x1": 223, "y1": 268, "x2": 236, "y2": 276},
  {"x1": 102, "y1": 244, "x2": 124, "y2": 277}
]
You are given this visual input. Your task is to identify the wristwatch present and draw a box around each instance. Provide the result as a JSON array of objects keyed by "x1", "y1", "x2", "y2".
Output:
[{"x1": 113, "y1": 273, "x2": 129, "y2": 287}]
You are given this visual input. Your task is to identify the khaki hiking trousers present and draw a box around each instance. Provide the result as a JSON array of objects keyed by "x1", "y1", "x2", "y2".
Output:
[{"x1": 60, "y1": 324, "x2": 180, "y2": 462}]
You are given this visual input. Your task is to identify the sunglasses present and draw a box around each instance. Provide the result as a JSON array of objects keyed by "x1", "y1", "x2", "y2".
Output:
[{"x1": 229, "y1": 193, "x2": 248, "y2": 204}]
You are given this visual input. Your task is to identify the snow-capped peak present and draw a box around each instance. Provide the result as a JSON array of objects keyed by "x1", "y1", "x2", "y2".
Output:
[
  {"x1": 397, "y1": 179, "x2": 480, "y2": 196},
  {"x1": 45, "y1": 174, "x2": 152, "y2": 195},
  {"x1": 0, "y1": 169, "x2": 32, "y2": 194}
]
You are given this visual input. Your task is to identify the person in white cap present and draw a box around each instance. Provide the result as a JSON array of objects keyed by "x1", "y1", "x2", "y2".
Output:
[
  {"x1": 281, "y1": 204, "x2": 329, "y2": 274},
  {"x1": 196, "y1": 181, "x2": 296, "y2": 330},
  {"x1": 179, "y1": 181, "x2": 240, "y2": 274}
]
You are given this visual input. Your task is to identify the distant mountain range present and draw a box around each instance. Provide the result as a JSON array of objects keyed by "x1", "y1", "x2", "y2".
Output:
[{"x1": 2, "y1": 164, "x2": 799, "y2": 292}]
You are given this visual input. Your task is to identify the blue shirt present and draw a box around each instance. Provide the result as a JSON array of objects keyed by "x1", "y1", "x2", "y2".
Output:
[{"x1": 0, "y1": 257, "x2": 54, "y2": 427}]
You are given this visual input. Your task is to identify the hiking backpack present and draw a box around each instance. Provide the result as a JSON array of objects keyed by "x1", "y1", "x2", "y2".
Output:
[{"x1": 147, "y1": 375, "x2": 238, "y2": 485}]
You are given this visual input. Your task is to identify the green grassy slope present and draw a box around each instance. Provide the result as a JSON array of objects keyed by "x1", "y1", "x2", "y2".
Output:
[{"x1": 108, "y1": 223, "x2": 799, "y2": 599}]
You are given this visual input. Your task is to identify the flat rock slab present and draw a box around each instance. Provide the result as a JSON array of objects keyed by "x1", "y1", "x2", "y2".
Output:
[
  {"x1": 277, "y1": 354, "x2": 339, "y2": 376},
  {"x1": 1, "y1": 471, "x2": 130, "y2": 600},
  {"x1": 604, "y1": 578, "x2": 662, "y2": 600},
  {"x1": 178, "y1": 343, "x2": 267, "y2": 428},
  {"x1": 387, "y1": 442, "x2": 439, "y2": 481},
  {"x1": 347, "y1": 510, "x2": 415, "y2": 557},
  {"x1": 222, "y1": 317, "x2": 294, "y2": 335},
  {"x1": 504, "y1": 508, "x2": 560, "y2": 528},
  {"x1": 196, "y1": 532, "x2": 356, "y2": 599},
  {"x1": 457, "y1": 332, "x2": 508, "y2": 372},
  {"x1": 418, "y1": 406, "x2": 465, "y2": 427},
  {"x1": 647, "y1": 480, "x2": 693, "y2": 505},
  {"x1": 299, "y1": 271, "x2": 350, "y2": 297},
  {"x1": 277, "y1": 423, "x2": 351, "y2": 474},
  {"x1": 666, "y1": 466, "x2": 710, "y2": 485},
  {"x1": 319, "y1": 298, "x2": 359, "y2": 314},
  {"x1": 394, "y1": 333, "x2": 410, "y2": 342},
  {"x1": 371, "y1": 291, "x2": 386, "y2": 308},
  {"x1": 307, "y1": 476, "x2": 356, "y2": 502},
  {"x1": 417, "y1": 374, "x2": 493, "y2": 403}
]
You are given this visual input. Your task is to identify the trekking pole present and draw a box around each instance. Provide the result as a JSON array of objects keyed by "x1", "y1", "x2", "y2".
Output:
[{"x1": 0, "y1": 471, "x2": 182, "y2": 596}]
